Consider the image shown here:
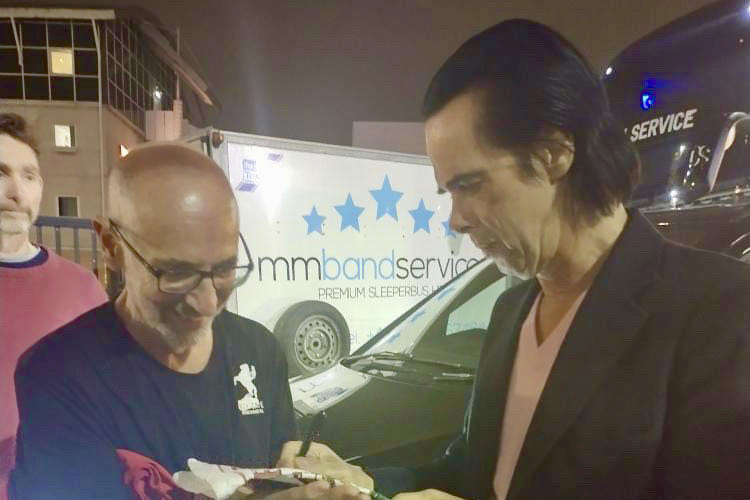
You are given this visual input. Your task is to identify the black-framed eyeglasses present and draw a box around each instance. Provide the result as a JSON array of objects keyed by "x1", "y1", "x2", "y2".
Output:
[{"x1": 109, "y1": 219, "x2": 254, "y2": 294}]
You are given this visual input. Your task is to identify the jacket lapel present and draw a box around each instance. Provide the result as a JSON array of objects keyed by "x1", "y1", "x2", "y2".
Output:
[{"x1": 506, "y1": 211, "x2": 663, "y2": 500}]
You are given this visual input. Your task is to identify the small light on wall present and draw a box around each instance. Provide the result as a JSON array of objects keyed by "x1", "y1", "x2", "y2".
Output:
[{"x1": 120, "y1": 144, "x2": 129, "y2": 157}]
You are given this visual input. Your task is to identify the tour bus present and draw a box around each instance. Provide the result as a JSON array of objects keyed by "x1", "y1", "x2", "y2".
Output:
[{"x1": 605, "y1": 0, "x2": 750, "y2": 259}]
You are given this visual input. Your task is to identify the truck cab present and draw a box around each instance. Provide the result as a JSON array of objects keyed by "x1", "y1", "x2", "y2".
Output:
[{"x1": 605, "y1": 0, "x2": 750, "y2": 260}]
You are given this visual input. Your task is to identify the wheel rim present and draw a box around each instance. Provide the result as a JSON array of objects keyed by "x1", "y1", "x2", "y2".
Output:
[{"x1": 293, "y1": 314, "x2": 341, "y2": 372}]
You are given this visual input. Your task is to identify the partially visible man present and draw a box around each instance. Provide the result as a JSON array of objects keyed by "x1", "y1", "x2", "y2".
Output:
[
  {"x1": 0, "y1": 113, "x2": 108, "y2": 500},
  {"x1": 375, "y1": 19, "x2": 748, "y2": 500},
  {"x1": 9, "y1": 142, "x2": 369, "y2": 500}
]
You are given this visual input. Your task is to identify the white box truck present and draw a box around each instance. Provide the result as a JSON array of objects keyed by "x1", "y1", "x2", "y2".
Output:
[{"x1": 189, "y1": 129, "x2": 483, "y2": 376}]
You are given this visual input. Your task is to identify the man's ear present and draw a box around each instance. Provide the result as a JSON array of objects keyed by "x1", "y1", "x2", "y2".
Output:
[
  {"x1": 531, "y1": 127, "x2": 575, "y2": 183},
  {"x1": 93, "y1": 217, "x2": 123, "y2": 271}
]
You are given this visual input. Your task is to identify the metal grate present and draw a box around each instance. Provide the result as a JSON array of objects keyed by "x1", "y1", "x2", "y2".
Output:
[{"x1": 33, "y1": 215, "x2": 99, "y2": 276}]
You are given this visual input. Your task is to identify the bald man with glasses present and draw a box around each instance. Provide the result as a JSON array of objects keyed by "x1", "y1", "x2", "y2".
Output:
[{"x1": 10, "y1": 143, "x2": 371, "y2": 500}]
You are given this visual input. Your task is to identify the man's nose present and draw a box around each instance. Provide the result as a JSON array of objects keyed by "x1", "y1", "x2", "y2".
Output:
[
  {"x1": 2, "y1": 176, "x2": 21, "y2": 204},
  {"x1": 184, "y1": 276, "x2": 219, "y2": 316},
  {"x1": 449, "y1": 200, "x2": 473, "y2": 234}
]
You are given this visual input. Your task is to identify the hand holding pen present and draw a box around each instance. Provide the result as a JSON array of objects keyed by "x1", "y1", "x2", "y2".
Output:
[
  {"x1": 298, "y1": 411, "x2": 327, "y2": 457},
  {"x1": 277, "y1": 415, "x2": 391, "y2": 500}
]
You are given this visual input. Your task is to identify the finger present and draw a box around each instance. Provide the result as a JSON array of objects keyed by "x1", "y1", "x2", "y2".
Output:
[
  {"x1": 300, "y1": 481, "x2": 333, "y2": 500},
  {"x1": 277, "y1": 441, "x2": 304, "y2": 467},
  {"x1": 344, "y1": 465, "x2": 373, "y2": 490},
  {"x1": 294, "y1": 456, "x2": 323, "y2": 472},
  {"x1": 426, "y1": 489, "x2": 464, "y2": 500},
  {"x1": 294, "y1": 456, "x2": 349, "y2": 482},
  {"x1": 328, "y1": 483, "x2": 364, "y2": 500},
  {"x1": 394, "y1": 489, "x2": 464, "y2": 500},
  {"x1": 304, "y1": 442, "x2": 336, "y2": 460},
  {"x1": 294, "y1": 458, "x2": 373, "y2": 490},
  {"x1": 393, "y1": 491, "x2": 429, "y2": 500},
  {"x1": 268, "y1": 481, "x2": 331, "y2": 500}
]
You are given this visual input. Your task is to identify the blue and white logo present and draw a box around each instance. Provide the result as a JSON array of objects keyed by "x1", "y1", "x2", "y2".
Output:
[
  {"x1": 235, "y1": 159, "x2": 260, "y2": 192},
  {"x1": 232, "y1": 151, "x2": 284, "y2": 192}
]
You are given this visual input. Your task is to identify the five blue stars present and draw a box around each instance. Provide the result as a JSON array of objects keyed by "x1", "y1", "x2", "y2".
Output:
[
  {"x1": 409, "y1": 198, "x2": 435, "y2": 234},
  {"x1": 369, "y1": 176, "x2": 403, "y2": 221},
  {"x1": 304, "y1": 182, "x2": 448, "y2": 235},
  {"x1": 335, "y1": 194, "x2": 365, "y2": 232},
  {"x1": 302, "y1": 206, "x2": 326, "y2": 235}
]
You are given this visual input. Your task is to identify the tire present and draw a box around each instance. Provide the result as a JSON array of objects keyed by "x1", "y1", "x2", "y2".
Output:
[{"x1": 274, "y1": 301, "x2": 351, "y2": 377}]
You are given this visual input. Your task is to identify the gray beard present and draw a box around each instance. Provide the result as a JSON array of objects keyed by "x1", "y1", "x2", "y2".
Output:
[
  {"x1": 153, "y1": 319, "x2": 211, "y2": 353},
  {"x1": 0, "y1": 214, "x2": 31, "y2": 234},
  {"x1": 134, "y1": 301, "x2": 213, "y2": 353}
]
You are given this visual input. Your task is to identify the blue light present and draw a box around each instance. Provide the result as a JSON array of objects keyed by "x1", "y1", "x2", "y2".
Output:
[{"x1": 641, "y1": 92, "x2": 655, "y2": 110}]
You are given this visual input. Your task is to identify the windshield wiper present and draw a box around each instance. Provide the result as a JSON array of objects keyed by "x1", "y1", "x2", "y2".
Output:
[
  {"x1": 359, "y1": 362, "x2": 419, "y2": 374},
  {"x1": 343, "y1": 351, "x2": 474, "y2": 373},
  {"x1": 432, "y1": 372, "x2": 474, "y2": 382}
]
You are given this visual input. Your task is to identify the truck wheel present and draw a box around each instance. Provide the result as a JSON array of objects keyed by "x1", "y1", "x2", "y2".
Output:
[{"x1": 274, "y1": 301, "x2": 351, "y2": 377}]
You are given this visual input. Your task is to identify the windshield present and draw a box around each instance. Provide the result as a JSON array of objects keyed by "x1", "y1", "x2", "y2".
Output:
[{"x1": 354, "y1": 262, "x2": 508, "y2": 370}]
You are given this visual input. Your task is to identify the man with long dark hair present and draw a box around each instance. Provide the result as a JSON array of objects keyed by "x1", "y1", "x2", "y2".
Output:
[{"x1": 388, "y1": 18, "x2": 750, "y2": 500}]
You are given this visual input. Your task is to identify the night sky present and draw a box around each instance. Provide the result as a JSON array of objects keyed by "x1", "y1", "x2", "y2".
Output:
[{"x1": 12, "y1": 0, "x2": 716, "y2": 145}]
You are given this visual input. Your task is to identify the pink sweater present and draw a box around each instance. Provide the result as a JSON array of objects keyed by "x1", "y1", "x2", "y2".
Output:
[
  {"x1": 0, "y1": 247, "x2": 108, "y2": 499},
  {"x1": 493, "y1": 289, "x2": 589, "y2": 500}
]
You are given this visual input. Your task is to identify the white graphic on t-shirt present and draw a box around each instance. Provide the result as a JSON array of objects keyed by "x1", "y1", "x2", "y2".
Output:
[{"x1": 233, "y1": 363, "x2": 264, "y2": 415}]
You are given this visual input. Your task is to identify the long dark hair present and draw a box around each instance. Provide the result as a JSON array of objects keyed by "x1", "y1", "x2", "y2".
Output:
[{"x1": 423, "y1": 19, "x2": 639, "y2": 219}]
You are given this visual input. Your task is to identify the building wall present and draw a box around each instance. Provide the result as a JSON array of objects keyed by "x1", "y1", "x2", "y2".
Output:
[
  {"x1": 2, "y1": 100, "x2": 102, "y2": 216},
  {"x1": 102, "y1": 106, "x2": 144, "y2": 208},
  {"x1": 2, "y1": 99, "x2": 144, "y2": 217},
  {"x1": 2, "y1": 99, "x2": 143, "y2": 277},
  {"x1": 352, "y1": 121, "x2": 426, "y2": 155}
]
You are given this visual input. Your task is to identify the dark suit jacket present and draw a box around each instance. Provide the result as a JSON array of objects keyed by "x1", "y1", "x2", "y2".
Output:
[{"x1": 394, "y1": 211, "x2": 750, "y2": 500}]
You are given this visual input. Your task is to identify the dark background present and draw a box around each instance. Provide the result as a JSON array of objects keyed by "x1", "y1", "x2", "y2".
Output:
[{"x1": 7, "y1": 0, "x2": 716, "y2": 145}]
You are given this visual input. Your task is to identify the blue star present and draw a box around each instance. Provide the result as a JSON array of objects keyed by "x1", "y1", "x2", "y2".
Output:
[
  {"x1": 302, "y1": 206, "x2": 326, "y2": 235},
  {"x1": 369, "y1": 175, "x2": 403, "y2": 221},
  {"x1": 335, "y1": 194, "x2": 365, "y2": 231},
  {"x1": 442, "y1": 220, "x2": 456, "y2": 238},
  {"x1": 409, "y1": 198, "x2": 435, "y2": 234}
]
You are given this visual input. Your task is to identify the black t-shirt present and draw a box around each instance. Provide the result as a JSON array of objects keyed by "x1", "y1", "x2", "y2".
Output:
[{"x1": 10, "y1": 302, "x2": 297, "y2": 500}]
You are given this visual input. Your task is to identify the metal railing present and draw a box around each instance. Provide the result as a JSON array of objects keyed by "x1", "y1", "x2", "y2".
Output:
[{"x1": 33, "y1": 215, "x2": 100, "y2": 276}]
